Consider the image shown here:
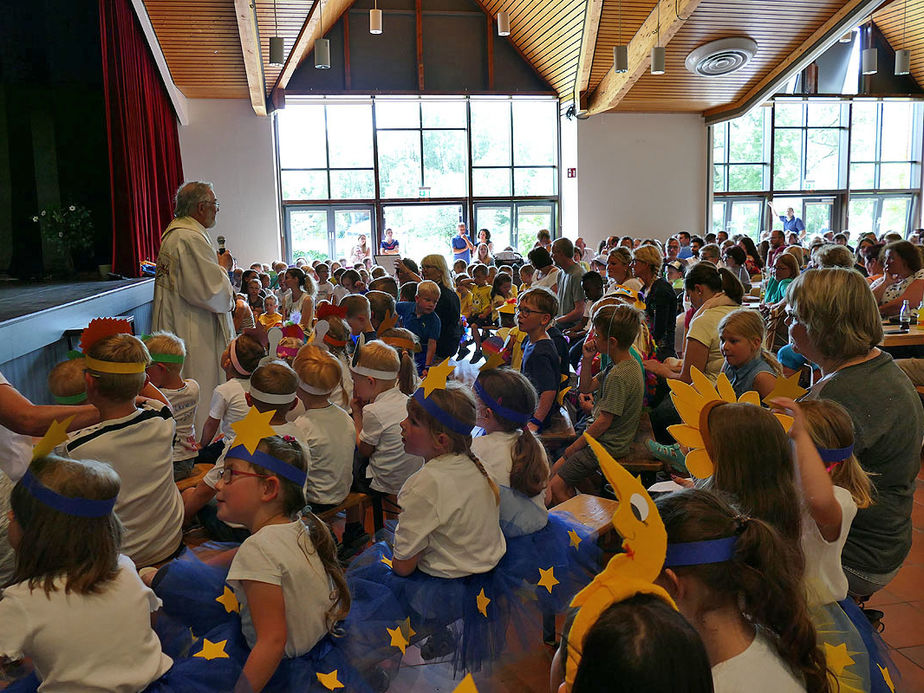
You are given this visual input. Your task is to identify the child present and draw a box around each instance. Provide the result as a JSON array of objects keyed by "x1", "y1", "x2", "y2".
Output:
[
  {"x1": 398, "y1": 281, "x2": 417, "y2": 303},
  {"x1": 366, "y1": 290, "x2": 396, "y2": 332},
  {"x1": 199, "y1": 333, "x2": 265, "y2": 451},
  {"x1": 518, "y1": 264, "x2": 535, "y2": 293},
  {"x1": 344, "y1": 341, "x2": 424, "y2": 550},
  {"x1": 292, "y1": 346, "x2": 355, "y2": 512},
  {"x1": 216, "y1": 435, "x2": 350, "y2": 692},
  {"x1": 656, "y1": 489, "x2": 828, "y2": 693},
  {"x1": 490, "y1": 272, "x2": 517, "y2": 323},
  {"x1": 566, "y1": 271, "x2": 605, "y2": 346},
  {"x1": 468, "y1": 264, "x2": 493, "y2": 362},
  {"x1": 0, "y1": 455, "x2": 173, "y2": 690},
  {"x1": 515, "y1": 288, "x2": 562, "y2": 433},
  {"x1": 472, "y1": 367, "x2": 549, "y2": 536},
  {"x1": 396, "y1": 280, "x2": 442, "y2": 374},
  {"x1": 144, "y1": 332, "x2": 200, "y2": 481},
  {"x1": 315, "y1": 262, "x2": 335, "y2": 304},
  {"x1": 455, "y1": 274, "x2": 474, "y2": 359},
  {"x1": 340, "y1": 294, "x2": 377, "y2": 342},
  {"x1": 259, "y1": 295, "x2": 283, "y2": 328},
  {"x1": 47, "y1": 356, "x2": 87, "y2": 404},
  {"x1": 718, "y1": 309, "x2": 781, "y2": 399},
  {"x1": 549, "y1": 304, "x2": 644, "y2": 504},
  {"x1": 378, "y1": 327, "x2": 421, "y2": 396},
  {"x1": 64, "y1": 330, "x2": 184, "y2": 567},
  {"x1": 453, "y1": 258, "x2": 467, "y2": 276}
]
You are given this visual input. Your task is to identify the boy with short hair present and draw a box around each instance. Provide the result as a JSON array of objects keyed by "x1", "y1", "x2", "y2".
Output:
[
  {"x1": 469, "y1": 264, "x2": 493, "y2": 362},
  {"x1": 366, "y1": 290, "x2": 396, "y2": 332},
  {"x1": 47, "y1": 357, "x2": 88, "y2": 405},
  {"x1": 143, "y1": 332, "x2": 200, "y2": 481},
  {"x1": 515, "y1": 288, "x2": 561, "y2": 433},
  {"x1": 398, "y1": 281, "x2": 417, "y2": 303},
  {"x1": 396, "y1": 280, "x2": 442, "y2": 374},
  {"x1": 340, "y1": 294, "x2": 377, "y2": 342}
]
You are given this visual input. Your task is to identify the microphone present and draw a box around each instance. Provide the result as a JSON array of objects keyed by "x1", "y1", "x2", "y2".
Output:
[{"x1": 217, "y1": 235, "x2": 226, "y2": 255}]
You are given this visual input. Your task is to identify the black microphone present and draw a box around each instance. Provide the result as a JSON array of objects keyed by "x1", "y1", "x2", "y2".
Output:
[{"x1": 217, "y1": 235, "x2": 226, "y2": 255}]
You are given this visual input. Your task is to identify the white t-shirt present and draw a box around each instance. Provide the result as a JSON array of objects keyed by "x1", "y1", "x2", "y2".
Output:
[
  {"x1": 0, "y1": 554, "x2": 172, "y2": 693},
  {"x1": 686, "y1": 304, "x2": 739, "y2": 383},
  {"x1": 65, "y1": 403, "x2": 184, "y2": 567},
  {"x1": 315, "y1": 280, "x2": 335, "y2": 304},
  {"x1": 471, "y1": 431, "x2": 546, "y2": 511},
  {"x1": 534, "y1": 268, "x2": 559, "y2": 291},
  {"x1": 226, "y1": 521, "x2": 336, "y2": 657},
  {"x1": 208, "y1": 377, "x2": 250, "y2": 442},
  {"x1": 332, "y1": 285, "x2": 349, "y2": 304},
  {"x1": 712, "y1": 630, "x2": 805, "y2": 693},
  {"x1": 162, "y1": 379, "x2": 200, "y2": 462},
  {"x1": 0, "y1": 371, "x2": 34, "y2": 481},
  {"x1": 801, "y1": 485, "x2": 856, "y2": 605},
  {"x1": 393, "y1": 452, "x2": 506, "y2": 578},
  {"x1": 359, "y1": 387, "x2": 423, "y2": 495},
  {"x1": 294, "y1": 404, "x2": 355, "y2": 505}
]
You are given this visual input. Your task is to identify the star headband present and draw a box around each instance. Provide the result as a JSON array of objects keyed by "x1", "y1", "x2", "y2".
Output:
[
  {"x1": 412, "y1": 359, "x2": 472, "y2": 436},
  {"x1": 473, "y1": 379, "x2": 530, "y2": 426},
  {"x1": 226, "y1": 444, "x2": 307, "y2": 487},
  {"x1": 20, "y1": 468, "x2": 117, "y2": 518},
  {"x1": 663, "y1": 537, "x2": 738, "y2": 568},
  {"x1": 229, "y1": 338, "x2": 254, "y2": 376},
  {"x1": 226, "y1": 407, "x2": 307, "y2": 487},
  {"x1": 79, "y1": 320, "x2": 150, "y2": 374},
  {"x1": 816, "y1": 444, "x2": 854, "y2": 463},
  {"x1": 350, "y1": 336, "x2": 399, "y2": 379}
]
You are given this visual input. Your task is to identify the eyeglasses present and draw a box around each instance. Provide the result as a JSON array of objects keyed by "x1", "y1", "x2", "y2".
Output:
[
  {"x1": 516, "y1": 306, "x2": 548, "y2": 317},
  {"x1": 202, "y1": 199, "x2": 220, "y2": 211},
  {"x1": 218, "y1": 467, "x2": 268, "y2": 484}
]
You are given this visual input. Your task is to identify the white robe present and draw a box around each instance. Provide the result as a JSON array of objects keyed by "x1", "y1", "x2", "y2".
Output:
[{"x1": 152, "y1": 216, "x2": 234, "y2": 431}]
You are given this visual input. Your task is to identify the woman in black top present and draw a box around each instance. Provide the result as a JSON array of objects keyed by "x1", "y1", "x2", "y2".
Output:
[
  {"x1": 631, "y1": 245, "x2": 677, "y2": 360},
  {"x1": 397, "y1": 254, "x2": 461, "y2": 361}
]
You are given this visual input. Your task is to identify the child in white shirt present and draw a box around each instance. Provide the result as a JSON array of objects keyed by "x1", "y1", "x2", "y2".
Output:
[
  {"x1": 0, "y1": 456, "x2": 172, "y2": 691},
  {"x1": 198, "y1": 333, "x2": 265, "y2": 449}
]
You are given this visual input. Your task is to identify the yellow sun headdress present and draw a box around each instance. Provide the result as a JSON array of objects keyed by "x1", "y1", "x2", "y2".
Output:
[
  {"x1": 609, "y1": 284, "x2": 646, "y2": 311},
  {"x1": 666, "y1": 368, "x2": 799, "y2": 479}
]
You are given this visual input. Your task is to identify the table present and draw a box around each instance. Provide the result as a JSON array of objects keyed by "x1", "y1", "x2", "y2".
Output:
[{"x1": 881, "y1": 321, "x2": 924, "y2": 348}]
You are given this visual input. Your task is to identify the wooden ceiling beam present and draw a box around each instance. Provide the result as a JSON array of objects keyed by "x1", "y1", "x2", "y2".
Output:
[
  {"x1": 703, "y1": 0, "x2": 887, "y2": 124},
  {"x1": 573, "y1": 0, "x2": 605, "y2": 107},
  {"x1": 233, "y1": 0, "x2": 267, "y2": 116},
  {"x1": 584, "y1": 0, "x2": 703, "y2": 115}
]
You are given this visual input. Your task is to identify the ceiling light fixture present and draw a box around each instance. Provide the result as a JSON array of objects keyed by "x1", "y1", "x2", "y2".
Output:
[
  {"x1": 370, "y1": 0, "x2": 382, "y2": 34},
  {"x1": 269, "y1": 0, "x2": 284, "y2": 65},
  {"x1": 315, "y1": 0, "x2": 330, "y2": 69},
  {"x1": 497, "y1": 10, "x2": 511, "y2": 37},
  {"x1": 614, "y1": 1, "x2": 627, "y2": 73},
  {"x1": 861, "y1": 22, "x2": 877, "y2": 75},
  {"x1": 650, "y1": 1, "x2": 664, "y2": 75},
  {"x1": 895, "y1": 0, "x2": 910, "y2": 75}
]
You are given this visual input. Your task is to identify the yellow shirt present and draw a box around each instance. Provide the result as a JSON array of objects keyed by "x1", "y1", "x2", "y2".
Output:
[
  {"x1": 258, "y1": 311, "x2": 283, "y2": 328},
  {"x1": 470, "y1": 284, "x2": 492, "y2": 317},
  {"x1": 504, "y1": 327, "x2": 527, "y2": 370},
  {"x1": 457, "y1": 291, "x2": 473, "y2": 319},
  {"x1": 491, "y1": 286, "x2": 518, "y2": 321}
]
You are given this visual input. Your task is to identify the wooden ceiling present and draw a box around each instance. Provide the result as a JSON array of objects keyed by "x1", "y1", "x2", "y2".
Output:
[{"x1": 140, "y1": 0, "x2": 916, "y2": 117}]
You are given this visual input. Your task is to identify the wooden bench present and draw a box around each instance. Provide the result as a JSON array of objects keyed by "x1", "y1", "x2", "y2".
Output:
[
  {"x1": 550, "y1": 493, "x2": 618, "y2": 542},
  {"x1": 316, "y1": 492, "x2": 370, "y2": 524},
  {"x1": 176, "y1": 463, "x2": 212, "y2": 492}
]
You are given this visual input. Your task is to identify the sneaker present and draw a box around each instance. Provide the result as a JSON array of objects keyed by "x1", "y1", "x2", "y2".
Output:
[
  {"x1": 863, "y1": 607, "x2": 885, "y2": 633},
  {"x1": 457, "y1": 344, "x2": 471, "y2": 360},
  {"x1": 337, "y1": 526, "x2": 370, "y2": 562},
  {"x1": 420, "y1": 627, "x2": 456, "y2": 660},
  {"x1": 646, "y1": 440, "x2": 687, "y2": 473}
]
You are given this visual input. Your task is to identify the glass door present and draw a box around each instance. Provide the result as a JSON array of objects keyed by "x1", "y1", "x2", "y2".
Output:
[
  {"x1": 802, "y1": 197, "x2": 835, "y2": 237},
  {"x1": 474, "y1": 204, "x2": 514, "y2": 252},
  {"x1": 515, "y1": 202, "x2": 555, "y2": 256},
  {"x1": 847, "y1": 194, "x2": 914, "y2": 237},
  {"x1": 381, "y1": 203, "x2": 465, "y2": 264},
  {"x1": 728, "y1": 199, "x2": 763, "y2": 242},
  {"x1": 334, "y1": 208, "x2": 374, "y2": 265},
  {"x1": 285, "y1": 205, "x2": 375, "y2": 263},
  {"x1": 287, "y1": 207, "x2": 330, "y2": 263}
]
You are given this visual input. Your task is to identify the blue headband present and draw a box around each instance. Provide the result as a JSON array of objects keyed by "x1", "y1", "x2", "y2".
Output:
[
  {"x1": 412, "y1": 389, "x2": 473, "y2": 436},
  {"x1": 473, "y1": 380, "x2": 531, "y2": 426},
  {"x1": 663, "y1": 537, "x2": 737, "y2": 568},
  {"x1": 226, "y1": 444, "x2": 307, "y2": 487},
  {"x1": 816, "y1": 444, "x2": 854, "y2": 463},
  {"x1": 20, "y1": 469, "x2": 117, "y2": 518}
]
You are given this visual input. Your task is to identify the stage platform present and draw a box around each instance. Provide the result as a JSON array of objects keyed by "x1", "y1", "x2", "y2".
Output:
[{"x1": 0, "y1": 278, "x2": 154, "y2": 404}]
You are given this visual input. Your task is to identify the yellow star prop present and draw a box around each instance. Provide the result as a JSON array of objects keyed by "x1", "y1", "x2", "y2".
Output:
[
  {"x1": 537, "y1": 566, "x2": 559, "y2": 594},
  {"x1": 479, "y1": 352, "x2": 506, "y2": 372},
  {"x1": 193, "y1": 638, "x2": 230, "y2": 660},
  {"x1": 496, "y1": 327, "x2": 511, "y2": 341},
  {"x1": 32, "y1": 416, "x2": 75, "y2": 461},
  {"x1": 377, "y1": 310, "x2": 398, "y2": 336},
  {"x1": 568, "y1": 529, "x2": 582, "y2": 549},
  {"x1": 230, "y1": 406, "x2": 277, "y2": 454},
  {"x1": 498, "y1": 299, "x2": 517, "y2": 315},
  {"x1": 453, "y1": 673, "x2": 479, "y2": 693},
  {"x1": 824, "y1": 642, "x2": 857, "y2": 676},
  {"x1": 215, "y1": 586, "x2": 240, "y2": 614},
  {"x1": 557, "y1": 386, "x2": 572, "y2": 406},
  {"x1": 399, "y1": 617, "x2": 416, "y2": 639},
  {"x1": 380, "y1": 555, "x2": 393, "y2": 569},
  {"x1": 419, "y1": 357, "x2": 455, "y2": 397},
  {"x1": 386, "y1": 625, "x2": 409, "y2": 654},
  {"x1": 476, "y1": 588, "x2": 491, "y2": 617},
  {"x1": 762, "y1": 371, "x2": 808, "y2": 405},
  {"x1": 316, "y1": 670, "x2": 345, "y2": 691},
  {"x1": 877, "y1": 664, "x2": 895, "y2": 693}
]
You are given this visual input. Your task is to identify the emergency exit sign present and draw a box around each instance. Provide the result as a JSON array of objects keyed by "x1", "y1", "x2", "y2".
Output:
[{"x1": 567, "y1": 168, "x2": 576, "y2": 178}]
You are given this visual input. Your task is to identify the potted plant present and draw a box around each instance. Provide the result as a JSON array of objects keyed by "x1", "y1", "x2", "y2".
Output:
[{"x1": 33, "y1": 204, "x2": 94, "y2": 276}]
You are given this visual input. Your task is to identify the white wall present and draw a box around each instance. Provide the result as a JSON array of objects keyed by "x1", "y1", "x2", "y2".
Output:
[
  {"x1": 178, "y1": 99, "x2": 281, "y2": 265},
  {"x1": 574, "y1": 113, "x2": 707, "y2": 251}
]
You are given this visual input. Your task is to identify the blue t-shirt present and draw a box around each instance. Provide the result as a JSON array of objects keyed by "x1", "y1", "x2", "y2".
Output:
[
  {"x1": 521, "y1": 337, "x2": 560, "y2": 426},
  {"x1": 396, "y1": 301, "x2": 442, "y2": 373},
  {"x1": 380, "y1": 238, "x2": 399, "y2": 252},
  {"x1": 452, "y1": 235, "x2": 471, "y2": 263},
  {"x1": 779, "y1": 216, "x2": 806, "y2": 234}
]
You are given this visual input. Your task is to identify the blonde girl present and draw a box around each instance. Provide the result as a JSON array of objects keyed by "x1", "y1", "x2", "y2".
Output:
[
  {"x1": 718, "y1": 309, "x2": 781, "y2": 399},
  {"x1": 378, "y1": 327, "x2": 421, "y2": 395},
  {"x1": 0, "y1": 456, "x2": 172, "y2": 690},
  {"x1": 320, "y1": 315, "x2": 352, "y2": 409},
  {"x1": 281, "y1": 268, "x2": 316, "y2": 330}
]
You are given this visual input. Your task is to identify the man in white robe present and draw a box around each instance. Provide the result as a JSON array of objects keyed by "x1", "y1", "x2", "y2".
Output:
[{"x1": 152, "y1": 182, "x2": 235, "y2": 431}]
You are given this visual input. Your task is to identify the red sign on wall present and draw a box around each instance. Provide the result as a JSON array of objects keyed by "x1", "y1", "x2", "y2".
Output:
[{"x1": 567, "y1": 168, "x2": 576, "y2": 178}]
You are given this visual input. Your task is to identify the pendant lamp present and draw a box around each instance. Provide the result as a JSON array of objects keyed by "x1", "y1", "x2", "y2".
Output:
[{"x1": 315, "y1": 0, "x2": 330, "y2": 69}]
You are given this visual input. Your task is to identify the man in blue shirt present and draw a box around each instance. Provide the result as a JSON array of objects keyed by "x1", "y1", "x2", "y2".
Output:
[
  {"x1": 778, "y1": 206, "x2": 806, "y2": 236},
  {"x1": 451, "y1": 222, "x2": 475, "y2": 264},
  {"x1": 676, "y1": 231, "x2": 694, "y2": 259}
]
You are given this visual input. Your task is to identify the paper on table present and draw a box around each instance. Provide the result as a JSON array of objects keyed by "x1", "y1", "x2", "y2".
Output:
[{"x1": 647, "y1": 480, "x2": 687, "y2": 494}]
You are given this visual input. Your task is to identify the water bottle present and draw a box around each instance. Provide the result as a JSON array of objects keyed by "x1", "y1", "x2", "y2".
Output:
[{"x1": 900, "y1": 300, "x2": 911, "y2": 331}]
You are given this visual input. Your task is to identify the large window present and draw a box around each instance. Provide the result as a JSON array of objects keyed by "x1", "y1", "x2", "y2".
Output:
[
  {"x1": 710, "y1": 98, "x2": 923, "y2": 239},
  {"x1": 276, "y1": 96, "x2": 560, "y2": 263}
]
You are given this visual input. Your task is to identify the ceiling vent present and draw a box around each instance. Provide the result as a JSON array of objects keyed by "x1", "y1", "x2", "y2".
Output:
[{"x1": 685, "y1": 38, "x2": 758, "y2": 76}]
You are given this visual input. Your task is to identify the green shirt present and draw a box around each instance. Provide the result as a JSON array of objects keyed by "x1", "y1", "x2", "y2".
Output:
[{"x1": 592, "y1": 357, "x2": 644, "y2": 458}]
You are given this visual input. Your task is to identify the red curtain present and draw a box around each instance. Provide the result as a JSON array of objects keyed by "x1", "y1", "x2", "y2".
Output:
[{"x1": 99, "y1": 0, "x2": 183, "y2": 277}]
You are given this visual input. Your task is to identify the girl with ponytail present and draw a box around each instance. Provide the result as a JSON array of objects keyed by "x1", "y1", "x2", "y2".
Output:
[{"x1": 656, "y1": 488, "x2": 830, "y2": 693}]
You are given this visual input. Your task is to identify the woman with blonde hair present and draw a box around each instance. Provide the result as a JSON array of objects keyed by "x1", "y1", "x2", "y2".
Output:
[
  {"x1": 395, "y1": 253, "x2": 461, "y2": 362},
  {"x1": 631, "y1": 245, "x2": 677, "y2": 360}
]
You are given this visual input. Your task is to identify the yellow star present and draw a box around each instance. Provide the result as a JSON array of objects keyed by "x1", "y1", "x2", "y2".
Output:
[
  {"x1": 316, "y1": 670, "x2": 345, "y2": 690},
  {"x1": 567, "y1": 529, "x2": 582, "y2": 549},
  {"x1": 453, "y1": 673, "x2": 479, "y2": 692},
  {"x1": 762, "y1": 371, "x2": 807, "y2": 405},
  {"x1": 32, "y1": 416, "x2": 75, "y2": 461},
  {"x1": 380, "y1": 555, "x2": 393, "y2": 569},
  {"x1": 386, "y1": 625, "x2": 408, "y2": 654},
  {"x1": 823, "y1": 642, "x2": 856, "y2": 676},
  {"x1": 193, "y1": 638, "x2": 230, "y2": 660},
  {"x1": 377, "y1": 310, "x2": 398, "y2": 335},
  {"x1": 537, "y1": 566, "x2": 559, "y2": 594},
  {"x1": 230, "y1": 406, "x2": 277, "y2": 453},
  {"x1": 479, "y1": 352, "x2": 506, "y2": 371},
  {"x1": 398, "y1": 617, "x2": 416, "y2": 639},
  {"x1": 557, "y1": 386, "x2": 572, "y2": 406},
  {"x1": 420, "y1": 358, "x2": 455, "y2": 396},
  {"x1": 877, "y1": 663, "x2": 895, "y2": 693},
  {"x1": 215, "y1": 586, "x2": 239, "y2": 614},
  {"x1": 476, "y1": 588, "x2": 491, "y2": 617}
]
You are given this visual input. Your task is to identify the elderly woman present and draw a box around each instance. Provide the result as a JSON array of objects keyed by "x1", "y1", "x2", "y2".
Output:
[
  {"x1": 787, "y1": 268, "x2": 924, "y2": 596},
  {"x1": 396, "y1": 254, "x2": 461, "y2": 362},
  {"x1": 871, "y1": 240, "x2": 924, "y2": 316},
  {"x1": 604, "y1": 247, "x2": 642, "y2": 293},
  {"x1": 762, "y1": 252, "x2": 800, "y2": 307},
  {"x1": 811, "y1": 243, "x2": 854, "y2": 270},
  {"x1": 630, "y1": 245, "x2": 678, "y2": 360}
]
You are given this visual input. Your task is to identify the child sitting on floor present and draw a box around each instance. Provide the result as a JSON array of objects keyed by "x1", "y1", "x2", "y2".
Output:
[
  {"x1": 378, "y1": 327, "x2": 421, "y2": 396},
  {"x1": 144, "y1": 332, "x2": 200, "y2": 481},
  {"x1": 258, "y1": 295, "x2": 283, "y2": 328},
  {"x1": 468, "y1": 264, "x2": 493, "y2": 363},
  {"x1": 341, "y1": 294, "x2": 377, "y2": 342},
  {"x1": 396, "y1": 280, "x2": 442, "y2": 374},
  {"x1": 47, "y1": 357, "x2": 87, "y2": 405},
  {"x1": 199, "y1": 333, "x2": 265, "y2": 452}
]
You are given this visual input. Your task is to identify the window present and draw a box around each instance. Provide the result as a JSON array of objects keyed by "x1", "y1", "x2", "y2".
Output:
[
  {"x1": 850, "y1": 102, "x2": 918, "y2": 190},
  {"x1": 773, "y1": 102, "x2": 846, "y2": 191},
  {"x1": 712, "y1": 108, "x2": 769, "y2": 193},
  {"x1": 848, "y1": 195, "x2": 914, "y2": 237}
]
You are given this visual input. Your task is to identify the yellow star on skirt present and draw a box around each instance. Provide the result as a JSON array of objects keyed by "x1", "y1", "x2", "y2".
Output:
[
  {"x1": 823, "y1": 642, "x2": 856, "y2": 676},
  {"x1": 215, "y1": 586, "x2": 240, "y2": 613},
  {"x1": 316, "y1": 670, "x2": 345, "y2": 690},
  {"x1": 453, "y1": 673, "x2": 479, "y2": 692},
  {"x1": 476, "y1": 588, "x2": 491, "y2": 617},
  {"x1": 537, "y1": 566, "x2": 560, "y2": 593},
  {"x1": 387, "y1": 625, "x2": 409, "y2": 653},
  {"x1": 380, "y1": 555, "x2": 393, "y2": 569},
  {"x1": 568, "y1": 529, "x2": 582, "y2": 549},
  {"x1": 193, "y1": 638, "x2": 229, "y2": 660}
]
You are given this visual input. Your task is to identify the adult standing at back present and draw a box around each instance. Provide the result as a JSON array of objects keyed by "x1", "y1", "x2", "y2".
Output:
[
  {"x1": 451, "y1": 222, "x2": 475, "y2": 264},
  {"x1": 152, "y1": 181, "x2": 234, "y2": 431},
  {"x1": 551, "y1": 238, "x2": 585, "y2": 331}
]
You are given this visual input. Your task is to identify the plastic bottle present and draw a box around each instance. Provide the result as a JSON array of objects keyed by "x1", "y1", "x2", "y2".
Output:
[{"x1": 900, "y1": 300, "x2": 911, "y2": 331}]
